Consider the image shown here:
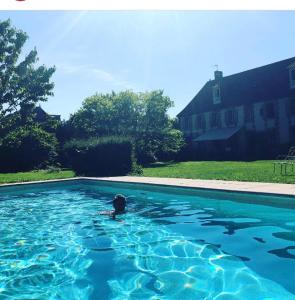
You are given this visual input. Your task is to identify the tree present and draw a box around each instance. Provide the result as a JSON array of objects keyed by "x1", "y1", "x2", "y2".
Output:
[
  {"x1": 69, "y1": 90, "x2": 138, "y2": 137},
  {"x1": 0, "y1": 126, "x2": 58, "y2": 172},
  {"x1": 156, "y1": 128, "x2": 185, "y2": 161},
  {"x1": 68, "y1": 90, "x2": 184, "y2": 164},
  {"x1": 137, "y1": 90, "x2": 172, "y2": 134},
  {"x1": 0, "y1": 19, "x2": 57, "y2": 171},
  {"x1": 0, "y1": 19, "x2": 55, "y2": 132}
]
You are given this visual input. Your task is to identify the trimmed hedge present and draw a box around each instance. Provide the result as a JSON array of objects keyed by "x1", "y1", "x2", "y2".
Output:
[{"x1": 63, "y1": 136, "x2": 134, "y2": 176}]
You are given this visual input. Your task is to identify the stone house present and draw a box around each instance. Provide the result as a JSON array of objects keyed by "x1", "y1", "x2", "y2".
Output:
[{"x1": 177, "y1": 57, "x2": 295, "y2": 160}]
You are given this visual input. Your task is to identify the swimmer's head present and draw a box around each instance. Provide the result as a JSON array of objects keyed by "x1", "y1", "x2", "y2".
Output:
[{"x1": 113, "y1": 194, "x2": 126, "y2": 212}]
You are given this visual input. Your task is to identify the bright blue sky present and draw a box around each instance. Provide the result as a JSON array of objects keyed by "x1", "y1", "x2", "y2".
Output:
[{"x1": 1, "y1": 11, "x2": 294, "y2": 119}]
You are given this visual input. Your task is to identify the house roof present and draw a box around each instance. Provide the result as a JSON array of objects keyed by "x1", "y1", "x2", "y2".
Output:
[
  {"x1": 193, "y1": 127, "x2": 241, "y2": 142},
  {"x1": 178, "y1": 57, "x2": 295, "y2": 117},
  {"x1": 34, "y1": 106, "x2": 61, "y2": 121}
]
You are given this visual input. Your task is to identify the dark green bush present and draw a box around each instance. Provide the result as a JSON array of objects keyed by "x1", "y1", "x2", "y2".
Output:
[
  {"x1": 63, "y1": 136, "x2": 134, "y2": 176},
  {"x1": 130, "y1": 161, "x2": 143, "y2": 175},
  {"x1": 0, "y1": 126, "x2": 58, "y2": 172}
]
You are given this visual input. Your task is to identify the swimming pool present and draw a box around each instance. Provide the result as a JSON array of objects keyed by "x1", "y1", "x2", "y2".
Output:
[{"x1": 0, "y1": 179, "x2": 295, "y2": 299}]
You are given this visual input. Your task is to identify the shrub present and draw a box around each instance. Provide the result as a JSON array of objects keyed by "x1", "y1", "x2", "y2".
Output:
[
  {"x1": 63, "y1": 136, "x2": 134, "y2": 176},
  {"x1": 0, "y1": 126, "x2": 58, "y2": 172},
  {"x1": 130, "y1": 161, "x2": 143, "y2": 175},
  {"x1": 135, "y1": 137, "x2": 158, "y2": 165},
  {"x1": 156, "y1": 129, "x2": 185, "y2": 162}
]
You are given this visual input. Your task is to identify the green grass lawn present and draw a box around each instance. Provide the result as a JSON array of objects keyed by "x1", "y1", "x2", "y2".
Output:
[
  {"x1": 1, "y1": 161, "x2": 294, "y2": 185},
  {"x1": 0, "y1": 170, "x2": 75, "y2": 184},
  {"x1": 142, "y1": 161, "x2": 295, "y2": 184}
]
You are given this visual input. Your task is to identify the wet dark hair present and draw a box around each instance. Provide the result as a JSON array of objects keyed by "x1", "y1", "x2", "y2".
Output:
[{"x1": 113, "y1": 194, "x2": 126, "y2": 212}]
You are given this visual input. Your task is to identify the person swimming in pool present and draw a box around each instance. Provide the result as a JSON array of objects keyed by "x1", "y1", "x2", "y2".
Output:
[{"x1": 99, "y1": 194, "x2": 126, "y2": 219}]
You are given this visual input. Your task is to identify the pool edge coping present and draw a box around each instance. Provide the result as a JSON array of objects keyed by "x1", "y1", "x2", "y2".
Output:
[{"x1": 0, "y1": 176, "x2": 294, "y2": 197}]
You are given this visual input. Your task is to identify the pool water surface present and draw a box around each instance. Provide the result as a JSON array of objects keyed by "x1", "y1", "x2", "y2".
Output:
[{"x1": 0, "y1": 180, "x2": 295, "y2": 299}]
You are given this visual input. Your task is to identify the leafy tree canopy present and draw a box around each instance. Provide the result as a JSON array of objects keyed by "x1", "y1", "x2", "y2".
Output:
[
  {"x1": 69, "y1": 90, "x2": 173, "y2": 136},
  {"x1": 68, "y1": 90, "x2": 184, "y2": 164},
  {"x1": 69, "y1": 90, "x2": 138, "y2": 136},
  {"x1": 0, "y1": 19, "x2": 55, "y2": 131}
]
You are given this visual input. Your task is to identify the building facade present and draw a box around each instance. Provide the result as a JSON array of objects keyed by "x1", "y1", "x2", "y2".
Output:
[{"x1": 177, "y1": 57, "x2": 295, "y2": 160}]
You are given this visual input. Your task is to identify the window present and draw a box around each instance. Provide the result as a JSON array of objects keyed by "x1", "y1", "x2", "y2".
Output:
[
  {"x1": 212, "y1": 84, "x2": 221, "y2": 104},
  {"x1": 210, "y1": 111, "x2": 221, "y2": 128},
  {"x1": 188, "y1": 117, "x2": 192, "y2": 129},
  {"x1": 290, "y1": 125, "x2": 295, "y2": 141},
  {"x1": 261, "y1": 102, "x2": 275, "y2": 119},
  {"x1": 287, "y1": 98, "x2": 295, "y2": 116},
  {"x1": 196, "y1": 114, "x2": 206, "y2": 130},
  {"x1": 225, "y1": 109, "x2": 238, "y2": 126},
  {"x1": 192, "y1": 115, "x2": 197, "y2": 129},
  {"x1": 184, "y1": 116, "x2": 192, "y2": 130},
  {"x1": 180, "y1": 117, "x2": 185, "y2": 130},
  {"x1": 184, "y1": 118, "x2": 188, "y2": 129},
  {"x1": 265, "y1": 103, "x2": 275, "y2": 118},
  {"x1": 244, "y1": 105, "x2": 254, "y2": 122},
  {"x1": 290, "y1": 68, "x2": 295, "y2": 89},
  {"x1": 215, "y1": 87, "x2": 220, "y2": 97}
]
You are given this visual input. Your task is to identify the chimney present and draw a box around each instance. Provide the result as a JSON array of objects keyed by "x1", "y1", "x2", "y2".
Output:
[{"x1": 214, "y1": 70, "x2": 223, "y2": 81}]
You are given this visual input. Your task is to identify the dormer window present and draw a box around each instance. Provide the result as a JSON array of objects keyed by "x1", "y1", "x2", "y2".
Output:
[
  {"x1": 213, "y1": 84, "x2": 221, "y2": 104},
  {"x1": 290, "y1": 68, "x2": 295, "y2": 89}
]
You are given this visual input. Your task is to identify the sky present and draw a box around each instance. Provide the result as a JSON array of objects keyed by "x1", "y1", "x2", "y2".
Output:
[{"x1": 0, "y1": 11, "x2": 294, "y2": 119}]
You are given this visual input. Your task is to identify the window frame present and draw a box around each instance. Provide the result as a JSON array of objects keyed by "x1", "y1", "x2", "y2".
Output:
[
  {"x1": 244, "y1": 105, "x2": 254, "y2": 123},
  {"x1": 212, "y1": 84, "x2": 221, "y2": 104},
  {"x1": 196, "y1": 114, "x2": 206, "y2": 130},
  {"x1": 261, "y1": 102, "x2": 275, "y2": 120},
  {"x1": 287, "y1": 98, "x2": 295, "y2": 116},
  {"x1": 290, "y1": 68, "x2": 295, "y2": 89},
  {"x1": 225, "y1": 109, "x2": 238, "y2": 127},
  {"x1": 210, "y1": 111, "x2": 221, "y2": 128}
]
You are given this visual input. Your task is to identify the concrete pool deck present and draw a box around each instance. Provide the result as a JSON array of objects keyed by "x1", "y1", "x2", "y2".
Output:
[
  {"x1": 0, "y1": 176, "x2": 294, "y2": 196},
  {"x1": 87, "y1": 176, "x2": 295, "y2": 196}
]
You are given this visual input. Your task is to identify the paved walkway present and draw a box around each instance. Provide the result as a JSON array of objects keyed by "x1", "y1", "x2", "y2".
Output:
[
  {"x1": 1, "y1": 176, "x2": 294, "y2": 196},
  {"x1": 88, "y1": 176, "x2": 295, "y2": 196}
]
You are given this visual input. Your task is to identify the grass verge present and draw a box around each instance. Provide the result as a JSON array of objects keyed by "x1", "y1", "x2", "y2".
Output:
[
  {"x1": 142, "y1": 161, "x2": 295, "y2": 184},
  {"x1": 1, "y1": 161, "x2": 294, "y2": 185},
  {"x1": 0, "y1": 170, "x2": 75, "y2": 184}
]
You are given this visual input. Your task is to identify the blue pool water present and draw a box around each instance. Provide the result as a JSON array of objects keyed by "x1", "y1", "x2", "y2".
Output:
[{"x1": 0, "y1": 180, "x2": 295, "y2": 299}]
